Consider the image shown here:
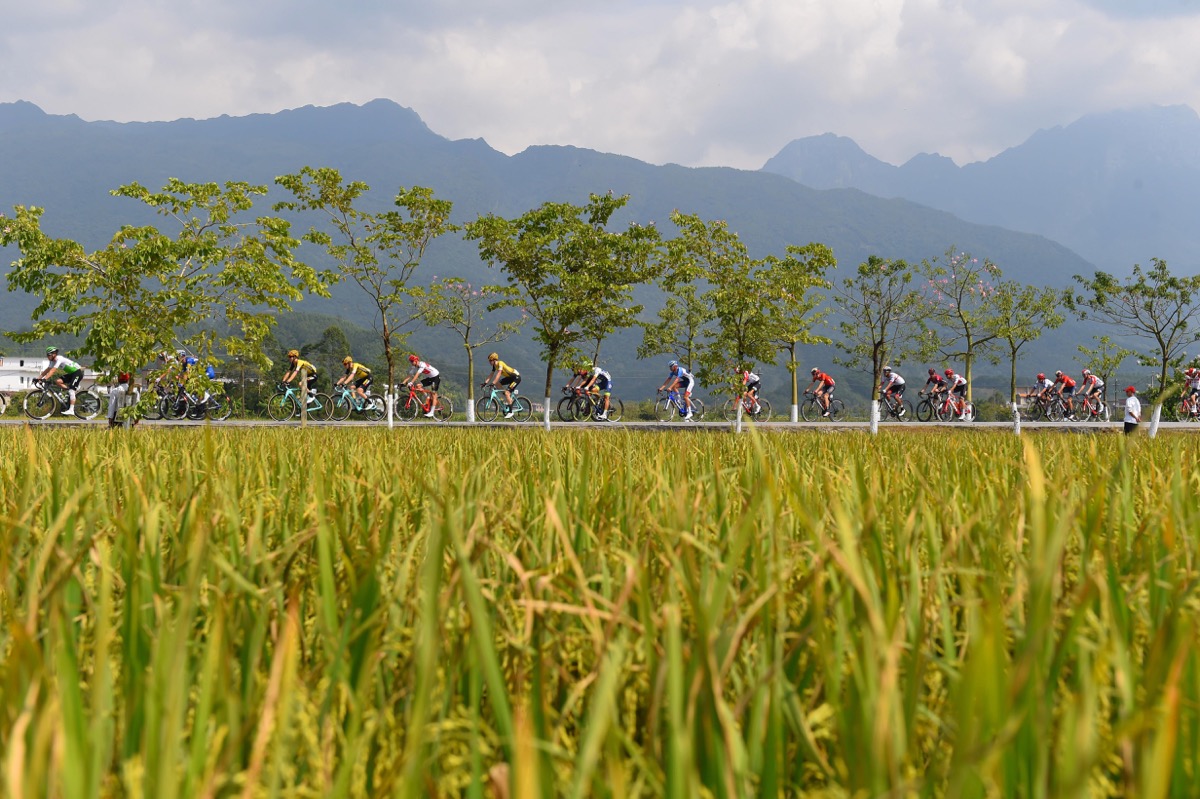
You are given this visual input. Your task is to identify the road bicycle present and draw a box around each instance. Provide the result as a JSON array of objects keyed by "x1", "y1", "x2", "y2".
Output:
[
  {"x1": 23, "y1": 378, "x2": 104, "y2": 420},
  {"x1": 574, "y1": 388, "x2": 624, "y2": 422},
  {"x1": 933, "y1": 391, "x2": 976, "y2": 422},
  {"x1": 159, "y1": 384, "x2": 235, "y2": 421},
  {"x1": 1174, "y1": 393, "x2": 1200, "y2": 422},
  {"x1": 397, "y1": 382, "x2": 453, "y2": 422},
  {"x1": 266, "y1": 383, "x2": 334, "y2": 421},
  {"x1": 799, "y1": 390, "x2": 845, "y2": 421},
  {"x1": 477, "y1": 383, "x2": 533, "y2": 422},
  {"x1": 328, "y1": 384, "x2": 386, "y2": 421},
  {"x1": 1075, "y1": 393, "x2": 1110, "y2": 422},
  {"x1": 654, "y1": 388, "x2": 704, "y2": 421},
  {"x1": 721, "y1": 391, "x2": 772, "y2": 422},
  {"x1": 878, "y1": 391, "x2": 913, "y2": 421}
]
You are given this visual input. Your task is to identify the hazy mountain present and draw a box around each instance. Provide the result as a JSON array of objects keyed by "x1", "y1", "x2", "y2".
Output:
[
  {"x1": 0, "y1": 99, "x2": 1098, "y2": 397},
  {"x1": 763, "y1": 105, "x2": 1200, "y2": 271}
]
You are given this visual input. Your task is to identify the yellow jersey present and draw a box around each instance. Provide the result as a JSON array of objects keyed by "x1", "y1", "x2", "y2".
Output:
[{"x1": 492, "y1": 360, "x2": 519, "y2": 378}]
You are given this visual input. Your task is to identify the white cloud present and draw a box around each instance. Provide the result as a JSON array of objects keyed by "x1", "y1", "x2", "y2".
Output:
[{"x1": 4, "y1": 0, "x2": 1200, "y2": 169}]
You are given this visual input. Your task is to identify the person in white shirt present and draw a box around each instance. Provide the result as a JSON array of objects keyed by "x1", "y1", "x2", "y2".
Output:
[
  {"x1": 406, "y1": 354, "x2": 441, "y2": 418},
  {"x1": 1123, "y1": 385, "x2": 1141, "y2": 435},
  {"x1": 879, "y1": 366, "x2": 907, "y2": 417}
]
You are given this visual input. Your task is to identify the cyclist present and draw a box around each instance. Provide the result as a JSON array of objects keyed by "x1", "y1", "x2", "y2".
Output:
[
  {"x1": 581, "y1": 361, "x2": 613, "y2": 420},
  {"x1": 740, "y1": 365, "x2": 762, "y2": 415},
  {"x1": 879, "y1": 366, "x2": 906, "y2": 416},
  {"x1": 1080, "y1": 368, "x2": 1105, "y2": 416},
  {"x1": 335, "y1": 356, "x2": 373, "y2": 404},
  {"x1": 658, "y1": 360, "x2": 695, "y2": 420},
  {"x1": 406, "y1": 354, "x2": 441, "y2": 418},
  {"x1": 944, "y1": 368, "x2": 968, "y2": 416},
  {"x1": 483, "y1": 352, "x2": 522, "y2": 418},
  {"x1": 1053, "y1": 369, "x2": 1078, "y2": 420},
  {"x1": 924, "y1": 368, "x2": 947, "y2": 401},
  {"x1": 805, "y1": 367, "x2": 836, "y2": 416},
  {"x1": 281, "y1": 349, "x2": 320, "y2": 410},
  {"x1": 176, "y1": 349, "x2": 215, "y2": 410},
  {"x1": 1031, "y1": 372, "x2": 1055, "y2": 413},
  {"x1": 1185, "y1": 366, "x2": 1200, "y2": 414},
  {"x1": 37, "y1": 346, "x2": 85, "y2": 416}
]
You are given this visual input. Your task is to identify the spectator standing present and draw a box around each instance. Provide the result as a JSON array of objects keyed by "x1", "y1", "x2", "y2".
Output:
[{"x1": 1123, "y1": 385, "x2": 1141, "y2": 435}]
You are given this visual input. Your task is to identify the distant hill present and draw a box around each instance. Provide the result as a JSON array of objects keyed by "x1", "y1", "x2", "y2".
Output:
[
  {"x1": 762, "y1": 105, "x2": 1200, "y2": 272},
  {"x1": 0, "y1": 99, "x2": 1100, "y2": 399}
]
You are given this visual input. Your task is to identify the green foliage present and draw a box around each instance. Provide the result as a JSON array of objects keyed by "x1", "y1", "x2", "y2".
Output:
[
  {"x1": 1069, "y1": 258, "x2": 1200, "y2": 397},
  {"x1": 1, "y1": 178, "x2": 331, "y2": 378},
  {"x1": 832, "y1": 256, "x2": 925, "y2": 391},
  {"x1": 275, "y1": 167, "x2": 456, "y2": 392},
  {"x1": 987, "y1": 280, "x2": 1065, "y2": 403},
  {"x1": 465, "y1": 192, "x2": 661, "y2": 401},
  {"x1": 918, "y1": 246, "x2": 1004, "y2": 400}
]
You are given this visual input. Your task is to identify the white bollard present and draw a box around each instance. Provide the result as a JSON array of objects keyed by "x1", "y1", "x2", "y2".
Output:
[
  {"x1": 869, "y1": 400, "x2": 879, "y2": 435},
  {"x1": 1012, "y1": 402, "x2": 1021, "y2": 436},
  {"x1": 790, "y1": 404, "x2": 798, "y2": 423},
  {"x1": 735, "y1": 402, "x2": 743, "y2": 434},
  {"x1": 387, "y1": 391, "x2": 395, "y2": 429},
  {"x1": 544, "y1": 396, "x2": 552, "y2": 431},
  {"x1": 466, "y1": 396, "x2": 476, "y2": 423}
]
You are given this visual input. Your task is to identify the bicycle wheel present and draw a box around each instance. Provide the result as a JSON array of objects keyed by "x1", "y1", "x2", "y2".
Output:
[
  {"x1": 1046, "y1": 401, "x2": 1065, "y2": 422},
  {"x1": 512, "y1": 396, "x2": 533, "y2": 422},
  {"x1": 828, "y1": 399, "x2": 846, "y2": 421},
  {"x1": 24, "y1": 389, "x2": 56, "y2": 420},
  {"x1": 266, "y1": 392, "x2": 297, "y2": 421},
  {"x1": 897, "y1": 399, "x2": 913, "y2": 420},
  {"x1": 1022, "y1": 401, "x2": 1044, "y2": 422},
  {"x1": 397, "y1": 394, "x2": 421, "y2": 421},
  {"x1": 916, "y1": 399, "x2": 934, "y2": 422},
  {"x1": 163, "y1": 394, "x2": 190, "y2": 420},
  {"x1": 74, "y1": 391, "x2": 102, "y2": 420},
  {"x1": 961, "y1": 402, "x2": 977, "y2": 422},
  {"x1": 433, "y1": 397, "x2": 453, "y2": 422},
  {"x1": 307, "y1": 393, "x2": 332, "y2": 422},
  {"x1": 366, "y1": 394, "x2": 387, "y2": 422},
  {"x1": 331, "y1": 392, "x2": 353, "y2": 421},
  {"x1": 800, "y1": 398, "x2": 819, "y2": 422},
  {"x1": 207, "y1": 394, "x2": 234, "y2": 421},
  {"x1": 654, "y1": 398, "x2": 676, "y2": 422},
  {"x1": 604, "y1": 398, "x2": 623, "y2": 422},
  {"x1": 478, "y1": 396, "x2": 501, "y2": 422},
  {"x1": 689, "y1": 398, "x2": 704, "y2": 420},
  {"x1": 143, "y1": 392, "x2": 164, "y2": 421},
  {"x1": 573, "y1": 395, "x2": 594, "y2": 420},
  {"x1": 721, "y1": 398, "x2": 739, "y2": 421},
  {"x1": 750, "y1": 398, "x2": 772, "y2": 422}
]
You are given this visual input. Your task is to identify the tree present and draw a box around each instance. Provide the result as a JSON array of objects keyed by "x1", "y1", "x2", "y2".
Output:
[
  {"x1": 762, "y1": 244, "x2": 834, "y2": 419},
  {"x1": 832, "y1": 256, "x2": 926, "y2": 403},
  {"x1": 1068, "y1": 259, "x2": 1200, "y2": 397},
  {"x1": 275, "y1": 167, "x2": 455, "y2": 410},
  {"x1": 917, "y1": 247, "x2": 1003, "y2": 402},
  {"x1": 1, "y1": 179, "x2": 327, "y2": 385},
  {"x1": 300, "y1": 324, "x2": 353, "y2": 391},
  {"x1": 416, "y1": 278, "x2": 526, "y2": 421},
  {"x1": 636, "y1": 216, "x2": 717, "y2": 371},
  {"x1": 985, "y1": 281, "x2": 1064, "y2": 403},
  {"x1": 1075, "y1": 335, "x2": 1135, "y2": 406},
  {"x1": 465, "y1": 193, "x2": 660, "y2": 426}
]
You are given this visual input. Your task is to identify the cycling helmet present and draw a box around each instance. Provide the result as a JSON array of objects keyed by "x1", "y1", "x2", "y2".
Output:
[
  {"x1": 488, "y1": 352, "x2": 498, "y2": 361},
  {"x1": 810, "y1": 367, "x2": 819, "y2": 375},
  {"x1": 1037, "y1": 373, "x2": 1045, "y2": 381},
  {"x1": 669, "y1": 360, "x2": 679, "y2": 369},
  {"x1": 409, "y1": 354, "x2": 419, "y2": 364},
  {"x1": 1082, "y1": 368, "x2": 1091, "y2": 376},
  {"x1": 883, "y1": 366, "x2": 892, "y2": 373},
  {"x1": 928, "y1": 368, "x2": 936, "y2": 375},
  {"x1": 1055, "y1": 370, "x2": 1063, "y2": 377},
  {"x1": 176, "y1": 349, "x2": 186, "y2": 357},
  {"x1": 287, "y1": 349, "x2": 299, "y2": 357},
  {"x1": 342, "y1": 356, "x2": 353, "y2": 365},
  {"x1": 46, "y1": 346, "x2": 58, "y2": 355},
  {"x1": 944, "y1": 368, "x2": 954, "y2": 376}
]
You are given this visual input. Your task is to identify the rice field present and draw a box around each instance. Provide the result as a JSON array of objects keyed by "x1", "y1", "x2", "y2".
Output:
[{"x1": 1, "y1": 426, "x2": 1198, "y2": 798}]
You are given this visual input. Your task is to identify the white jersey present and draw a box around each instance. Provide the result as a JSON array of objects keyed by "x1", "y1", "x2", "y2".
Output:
[
  {"x1": 881, "y1": 372, "x2": 905, "y2": 390},
  {"x1": 1187, "y1": 371, "x2": 1200, "y2": 390},
  {"x1": 1036, "y1": 378, "x2": 1055, "y2": 392},
  {"x1": 410, "y1": 360, "x2": 439, "y2": 378}
]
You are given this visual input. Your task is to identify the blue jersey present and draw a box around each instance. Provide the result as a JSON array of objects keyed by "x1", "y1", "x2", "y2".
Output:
[{"x1": 672, "y1": 366, "x2": 693, "y2": 383}]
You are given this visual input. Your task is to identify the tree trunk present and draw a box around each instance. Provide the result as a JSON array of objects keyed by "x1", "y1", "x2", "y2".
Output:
[
  {"x1": 465, "y1": 344, "x2": 476, "y2": 423},
  {"x1": 1008, "y1": 348, "x2": 1017, "y2": 405},
  {"x1": 543, "y1": 348, "x2": 557, "y2": 430}
]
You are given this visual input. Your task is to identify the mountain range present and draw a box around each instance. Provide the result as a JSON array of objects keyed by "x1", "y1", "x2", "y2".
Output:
[
  {"x1": 762, "y1": 105, "x2": 1200, "y2": 272},
  {"x1": 0, "y1": 98, "x2": 1185, "y2": 395}
]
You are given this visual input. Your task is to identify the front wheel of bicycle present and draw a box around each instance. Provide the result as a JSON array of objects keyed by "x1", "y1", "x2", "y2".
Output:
[
  {"x1": 915, "y1": 399, "x2": 934, "y2": 422},
  {"x1": 556, "y1": 395, "x2": 578, "y2": 422},
  {"x1": 511, "y1": 396, "x2": 533, "y2": 422},
  {"x1": 653, "y1": 398, "x2": 676, "y2": 422},
  {"x1": 163, "y1": 394, "x2": 190, "y2": 420},
  {"x1": 267, "y1": 393, "x2": 297, "y2": 421},
  {"x1": 330, "y1": 393, "x2": 353, "y2": 421},
  {"x1": 1046, "y1": 401, "x2": 1065, "y2": 422},
  {"x1": 207, "y1": 394, "x2": 235, "y2": 421},
  {"x1": 1174, "y1": 399, "x2": 1193, "y2": 422},
  {"x1": 800, "y1": 398, "x2": 819, "y2": 422},
  {"x1": 24, "y1": 389, "x2": 57, "y2": 420}
]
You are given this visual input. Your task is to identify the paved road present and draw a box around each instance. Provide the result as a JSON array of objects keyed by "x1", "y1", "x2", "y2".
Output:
[{"x1": 0, "y1": 417, "x2": 1189, "y2": 432}]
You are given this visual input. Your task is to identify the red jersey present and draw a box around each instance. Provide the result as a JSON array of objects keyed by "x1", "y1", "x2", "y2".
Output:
[
  {"x1": 1055, "y1": 374, "x2": 1076, "y2": 388},
  {"x1": 812, "y1": 371, "x2": 835, "y2": 387}
]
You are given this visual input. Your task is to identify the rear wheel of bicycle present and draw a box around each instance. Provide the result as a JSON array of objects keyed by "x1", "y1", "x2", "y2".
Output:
[
  {"x1": 433, "y1": 397, "x2": 454, "y2": 422},
  {"x1": 306, "y1": 393, "x2": 332, "y2": 422},
  {"x1": 935, "y1": 400, "x2": 957, "y2": 422},
  {"x1": 512, "y1": 396, "x2": 533, "y2": 422},
  {"x1": 750, "y1": 398, "x2": 772, "y2": 422},
  {"x1": 478, "y1": 396, "x2": 501, "y2": 422},
  {"x1": 828, "y1": 398, "x2": 846, "y2": 421},
  {"x1": 572, "y1": 395, "x2": 594, "y2": 420},
  {"x1": 895, "y1": 399, "x2": 913, "y2": 420},
  {"x1": 207, "y1": 394, "x2": 234, "y2": 421},
  {"x1": 75, "y1": 390, "x2": 102, "y2": 420},
  {"x1": 24, "y1": 389, "x2": 57, "y2": 420},
  {"x1": 961, "y1": 401, "x2": 977, "y2": 422},
  {"x1": 1046, "y1": 401, "x2": 1065, "y2": 422},
  {"x1": 605, "y1": 398, "x2": 623, "y2": 422},
  {"x1": 266, "y1": 393, "x2": 296, "y2": 421}
]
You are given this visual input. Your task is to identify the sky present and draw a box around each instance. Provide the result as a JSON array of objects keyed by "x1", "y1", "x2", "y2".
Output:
[{"x1": 4, "y1": 0, "x2": 1200, "y2": 170}]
